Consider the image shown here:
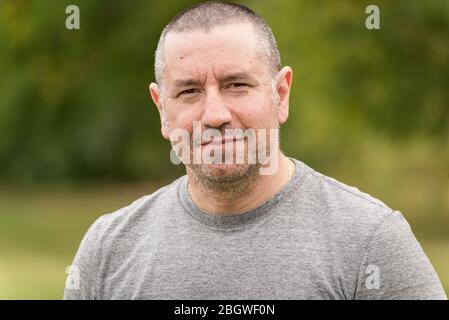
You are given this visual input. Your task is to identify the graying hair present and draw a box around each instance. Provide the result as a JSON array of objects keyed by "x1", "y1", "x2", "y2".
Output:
[{"x1": 154, "y1": 1, "x2": 282, "y2": 88}]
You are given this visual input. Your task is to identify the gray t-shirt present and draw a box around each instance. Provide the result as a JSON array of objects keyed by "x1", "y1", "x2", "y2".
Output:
[{"x1": 64, "y1": 158, "x2": 447, "y2": 300}]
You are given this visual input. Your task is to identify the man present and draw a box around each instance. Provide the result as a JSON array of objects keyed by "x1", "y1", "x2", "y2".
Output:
[{"x1": 64, "y1": 1, "x2": 447, "y2": 299}]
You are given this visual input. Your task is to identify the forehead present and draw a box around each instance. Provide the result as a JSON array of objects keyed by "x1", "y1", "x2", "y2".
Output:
[{"x1": 163, "y1": 23, "x2": 264, "y2": 82}]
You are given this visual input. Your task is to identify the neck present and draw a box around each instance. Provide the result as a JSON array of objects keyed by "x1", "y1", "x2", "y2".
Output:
[{"x1": 186, "y1": 152, "x2": 293, "y2": 214}]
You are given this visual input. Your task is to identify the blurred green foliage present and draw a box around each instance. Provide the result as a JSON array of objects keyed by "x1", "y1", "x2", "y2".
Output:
[
  {"x1": 0, "y1": 0, "x2": 448, "y2": 299},
  {"x1": 0, "y1": 0, "x2": 448, "y2": 182}
]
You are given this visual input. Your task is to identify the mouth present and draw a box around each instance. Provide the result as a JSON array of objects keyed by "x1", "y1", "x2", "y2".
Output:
[{"x1": 201, "y1": 136, "x2": 244, "y2": 146}]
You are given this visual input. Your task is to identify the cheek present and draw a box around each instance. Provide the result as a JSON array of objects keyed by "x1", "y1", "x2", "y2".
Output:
[
  {"x1": 165, "y1": 103, "x2": 202, "y2": 132},
  {"x1": 231, "y1": 92, "x2": 278, "y2": 129}
]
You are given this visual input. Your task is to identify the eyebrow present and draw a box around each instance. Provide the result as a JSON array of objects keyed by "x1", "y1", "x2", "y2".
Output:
[
  {"x1": 217, "y1": 72, "x2": 258, "y2": 83},
  {"x1": 170, "y1": 79, "x2": 202, "y2": 96},
  {"x1": 170, "y1": 72, "x2": 258, "y2": 96}
]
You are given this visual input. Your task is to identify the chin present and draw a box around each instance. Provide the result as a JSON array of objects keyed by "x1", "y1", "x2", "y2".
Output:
[
  {"x1": 187, "y1": 162, "x2": 254, "y2": 184},
  {"x1": 201, "y1": 163, "x2": 250, "y2": 182}
]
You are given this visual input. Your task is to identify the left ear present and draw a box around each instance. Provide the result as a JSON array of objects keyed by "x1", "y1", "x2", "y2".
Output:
[{"x1": 274, "y1": 66, "x2": 293, "y2": 125}]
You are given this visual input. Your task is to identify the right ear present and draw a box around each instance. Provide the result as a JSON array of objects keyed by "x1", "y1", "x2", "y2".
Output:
[{"x1": 149, "y1": 82, "x2": 170, "y2": 140}]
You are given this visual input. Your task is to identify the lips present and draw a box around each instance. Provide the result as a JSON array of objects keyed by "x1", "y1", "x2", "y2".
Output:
[{"x1": 201, "y1": 136, "x2": 244, "y2": 146}]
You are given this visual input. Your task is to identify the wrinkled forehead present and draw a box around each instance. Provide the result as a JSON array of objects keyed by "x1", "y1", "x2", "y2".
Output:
[{"x1": 162, "y1": 23, "x2": 266, "y2": 84}]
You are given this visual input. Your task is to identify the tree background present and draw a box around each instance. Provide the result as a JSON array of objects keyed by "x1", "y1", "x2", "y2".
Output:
[{"x1": 0, "y1": 0, "x2": 448, "y2": 298}]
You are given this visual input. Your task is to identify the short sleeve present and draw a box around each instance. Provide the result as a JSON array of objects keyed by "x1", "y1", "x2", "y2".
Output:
[
  {"x1": 63, "y1": 215, "x2": 108, "y2": 300},
  {"x1": 354, "y1": 210, "x2": 447, "y2": 300}
]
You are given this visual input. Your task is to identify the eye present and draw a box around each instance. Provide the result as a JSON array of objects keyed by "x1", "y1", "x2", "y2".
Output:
[
  {"x1": 179, "y1": 88, "x2": 200, "y2": 96},
  {"x1": 228, "y1": 83, "x2": 248, "y2": 88}
]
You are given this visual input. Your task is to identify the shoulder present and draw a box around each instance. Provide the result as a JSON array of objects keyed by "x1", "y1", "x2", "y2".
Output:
[
  {"x1": 301, "y1": 160, "x2": 394, "y2": 216},
  {"x1": 295, "y1": 160, "x2": 405, "y2": 242},
  {"x1": 83, "y1": 175, "x2": 187, "y2": 247}
]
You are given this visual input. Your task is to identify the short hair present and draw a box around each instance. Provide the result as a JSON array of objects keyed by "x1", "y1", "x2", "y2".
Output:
[{"x1": 154, "y1": 1, "x2": 282, "y2": 86}]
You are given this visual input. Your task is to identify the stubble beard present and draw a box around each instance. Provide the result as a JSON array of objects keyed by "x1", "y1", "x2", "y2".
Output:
[{"x1": 187, "y1": 154, "x2": 262, "y2": 194}]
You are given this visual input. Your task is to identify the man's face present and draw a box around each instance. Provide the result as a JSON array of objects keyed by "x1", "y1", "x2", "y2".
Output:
[{"x1": 151, "y1": 23, "x2": 290, "y2": 183}]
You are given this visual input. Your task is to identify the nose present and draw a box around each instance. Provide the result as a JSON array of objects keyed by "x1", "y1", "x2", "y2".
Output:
[{"x1": 201, "y1": 88, "x2": 232, "y2": 129}]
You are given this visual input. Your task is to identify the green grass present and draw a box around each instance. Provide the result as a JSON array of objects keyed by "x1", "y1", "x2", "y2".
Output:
[
  {"x1": 0, "y1": 181, "x2": 165, "y2": 299},
  {"x1": 0, "y1": 180, "x2": 448, "y2": 299}
]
